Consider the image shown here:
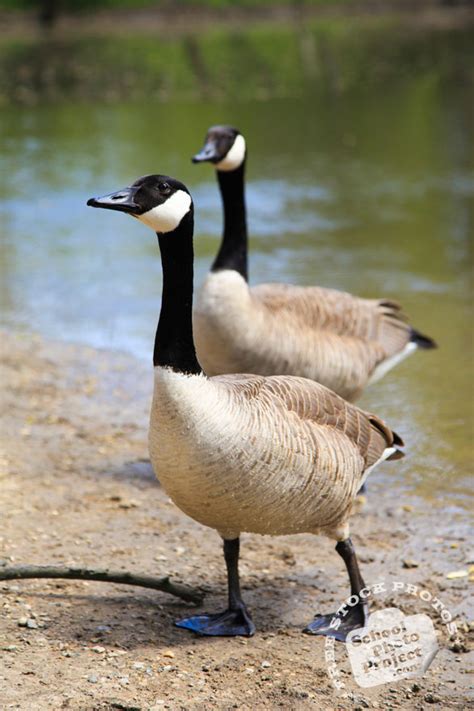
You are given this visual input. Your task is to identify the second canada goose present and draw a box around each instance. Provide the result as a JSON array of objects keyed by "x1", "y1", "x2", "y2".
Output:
[
  {"x1": 192, "y1": 126, "x2": 436, "y2": 402},
  {"x1": 88, "y1": 173, "x2": 405, "y2": 640}
]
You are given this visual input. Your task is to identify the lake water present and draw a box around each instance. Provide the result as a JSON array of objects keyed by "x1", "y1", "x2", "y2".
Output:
[{"x1": 0, "y1": 19, "x2": 472, "y2": 508}]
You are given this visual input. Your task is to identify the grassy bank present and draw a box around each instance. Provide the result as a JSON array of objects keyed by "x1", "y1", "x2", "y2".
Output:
[{"x1": 1, "y1": 15, "x2": 472, "y2": 105}]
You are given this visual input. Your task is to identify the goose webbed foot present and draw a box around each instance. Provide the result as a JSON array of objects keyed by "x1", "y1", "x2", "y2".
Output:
[
  {"x1": 175, "y1": 605, "x2": 255, "y2": 637},
  {"x1": 176, "y1": 537, "x2": 254, "y2": 636},
  {"x1": 304, "y1": 537, "x2": 369, "y2": 642},
  {"x1": 303, "y1": 599, "x2": 368, "y2": 642}
]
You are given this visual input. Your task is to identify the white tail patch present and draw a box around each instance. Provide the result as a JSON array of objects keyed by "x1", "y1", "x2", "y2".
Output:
[
  {"x1": 137, "y1": 190, "x2": 192, "y2": 233},
  {"x1": 216, "y1": 134, "x2": 246, "y2": 172},
  {"x1": 359, "y1": 447, "x2": 397, "y2": 488},
  {"x1": 368, "y1": 341, "x2": 417, "y2": 385}
]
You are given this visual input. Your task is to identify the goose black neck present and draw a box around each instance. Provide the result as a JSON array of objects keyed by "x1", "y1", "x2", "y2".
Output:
[
  {"x1": 212, "y1": 162, "x2": 248, "y2": 281},
  {"x1": 154, "y1": 212, "x2": 202, "y2": 375}
]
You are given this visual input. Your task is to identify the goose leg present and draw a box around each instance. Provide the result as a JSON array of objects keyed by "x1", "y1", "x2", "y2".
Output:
[
  {"x1": 304, "y1": 538, "x2": 368, "y2": 642},
  {"x1": 175, "y1": 537, "x2": 255, "y2": 636}
]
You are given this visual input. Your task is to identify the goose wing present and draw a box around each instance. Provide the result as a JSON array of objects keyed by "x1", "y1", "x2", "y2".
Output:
[
  {"x1": 251, "y1": 282, "x2": 412, "y2": 357},
  {"x1": 214, "y1": 373, "x2": 404, "y2": 472},
  {"x1": 261, "y1": 375, "x2": 404, "y2": 470}
]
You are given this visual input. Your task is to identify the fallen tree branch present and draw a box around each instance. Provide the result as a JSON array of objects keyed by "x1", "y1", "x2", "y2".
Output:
[{"x1": 0, "y1": 565, "x2": 203, "y2": 604}]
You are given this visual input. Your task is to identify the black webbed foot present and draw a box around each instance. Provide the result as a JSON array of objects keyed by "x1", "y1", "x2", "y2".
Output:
[
  {"x1": 177, "y1": 538, "x2": 255, "y2": 636},
  {"x1": 175, "y1": 606, "x2": 255, "y2": 637},
  {"x1": 303, "y1": 599, "x2": 368, "y2": 642}
]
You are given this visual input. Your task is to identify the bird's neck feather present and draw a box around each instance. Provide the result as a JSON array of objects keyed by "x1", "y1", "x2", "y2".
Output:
[
  {"x1": 154, "y1": 212, "x2": 202, "y2": 375},
  {"x1": 212, "y1": 162, "x2": 248, "y2": 281}
]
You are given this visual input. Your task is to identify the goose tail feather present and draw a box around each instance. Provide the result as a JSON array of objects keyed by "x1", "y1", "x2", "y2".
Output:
[
  {"x1": 368, "y1": 417, "x2": 405, "y2": 460},
  {"x1": 410, "y1": 328, "x2": 437, "y2": 349},
  {"x1": 386, "y1": 446, "x2": 405, "y2": 461},
  {"x1": 386, "y1": 428, "x2": 404, "y2": 460}
]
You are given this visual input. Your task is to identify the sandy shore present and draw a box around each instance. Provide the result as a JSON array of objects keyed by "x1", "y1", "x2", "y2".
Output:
[{"x1": 0, "y1": 329, "x2": 472, "y2": 710}]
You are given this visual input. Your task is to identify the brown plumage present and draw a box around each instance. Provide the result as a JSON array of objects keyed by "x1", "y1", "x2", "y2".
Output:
[
  {"x1": 194, "y1": 271, "x2": 430, "y2": 401},
  {"x1": 252, "y1": 285, "x2": 409, "y2": 351},
  {"x1": 150, "y1": 369, "x2": 403, "y2": 541},
  {"x1": 252, "y1": 283, "x2": 413, "y2": 396}
]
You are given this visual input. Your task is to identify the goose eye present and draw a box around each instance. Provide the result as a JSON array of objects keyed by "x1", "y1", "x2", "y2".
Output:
[{"x1": 158, "y1": 182, "x2": 171, "y2": 194}]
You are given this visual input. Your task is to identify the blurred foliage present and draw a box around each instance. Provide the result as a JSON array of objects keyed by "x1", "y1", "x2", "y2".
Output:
[
  {"x1": 0, "y1": 0, "x2": 349, "y2": 9},
  {"x1": 0, "y1": 18, "x2": 472, "y2": 105}
]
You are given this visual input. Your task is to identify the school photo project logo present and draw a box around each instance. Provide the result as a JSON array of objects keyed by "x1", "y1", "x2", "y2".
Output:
[
  {"x1": 346, "y1": 607, "x2": 437, "y2": 687},
  {"x1": 324, "y1": 580, "x2": 458, "y2": 693}
]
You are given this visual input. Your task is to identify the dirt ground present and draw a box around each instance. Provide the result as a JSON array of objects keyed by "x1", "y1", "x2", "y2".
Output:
[{"x1": 0, "y1": 330, "x2": 472, "y2": 711}]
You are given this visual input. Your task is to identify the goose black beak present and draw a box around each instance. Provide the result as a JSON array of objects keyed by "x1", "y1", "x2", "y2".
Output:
[
  {"x1": 87, "y1": 186, "x2": 140, "y2": 214},
  {"x1": 192, "y1": 140, "x2": 221, "y2": 164}
]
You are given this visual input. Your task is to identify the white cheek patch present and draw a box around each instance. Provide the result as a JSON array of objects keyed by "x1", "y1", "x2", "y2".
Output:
[
  {"x1": 215, "y1": 134, "x2": 246, "y2": 172},
  {"x1": 138, "y1": 190, "x2": 192, "y2": 233}
]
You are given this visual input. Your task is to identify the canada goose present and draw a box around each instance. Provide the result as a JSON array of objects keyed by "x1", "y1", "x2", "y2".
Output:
[
  {"x1": 192, "y1": 126, "x2": 436, "y2": 402},
  {"x1": 87, "y1": 174, "x2": 404, "y2": 640}
]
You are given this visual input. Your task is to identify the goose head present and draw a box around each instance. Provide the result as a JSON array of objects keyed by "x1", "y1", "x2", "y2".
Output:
[
  {"x1": 192, "y1": 125, "x2": 246, "y2": 172},
  {"x1": 87, "y1": 174, "x2": 192, "y2": 233}
]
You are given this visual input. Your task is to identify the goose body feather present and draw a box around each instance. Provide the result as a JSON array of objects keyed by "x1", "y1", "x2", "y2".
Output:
[
  {"x1": 149, "y1": 366, "x2": 400, "y2": 540},
  {"x1": 194, "y1": 270, "x2": 415, "y2": 401}
]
